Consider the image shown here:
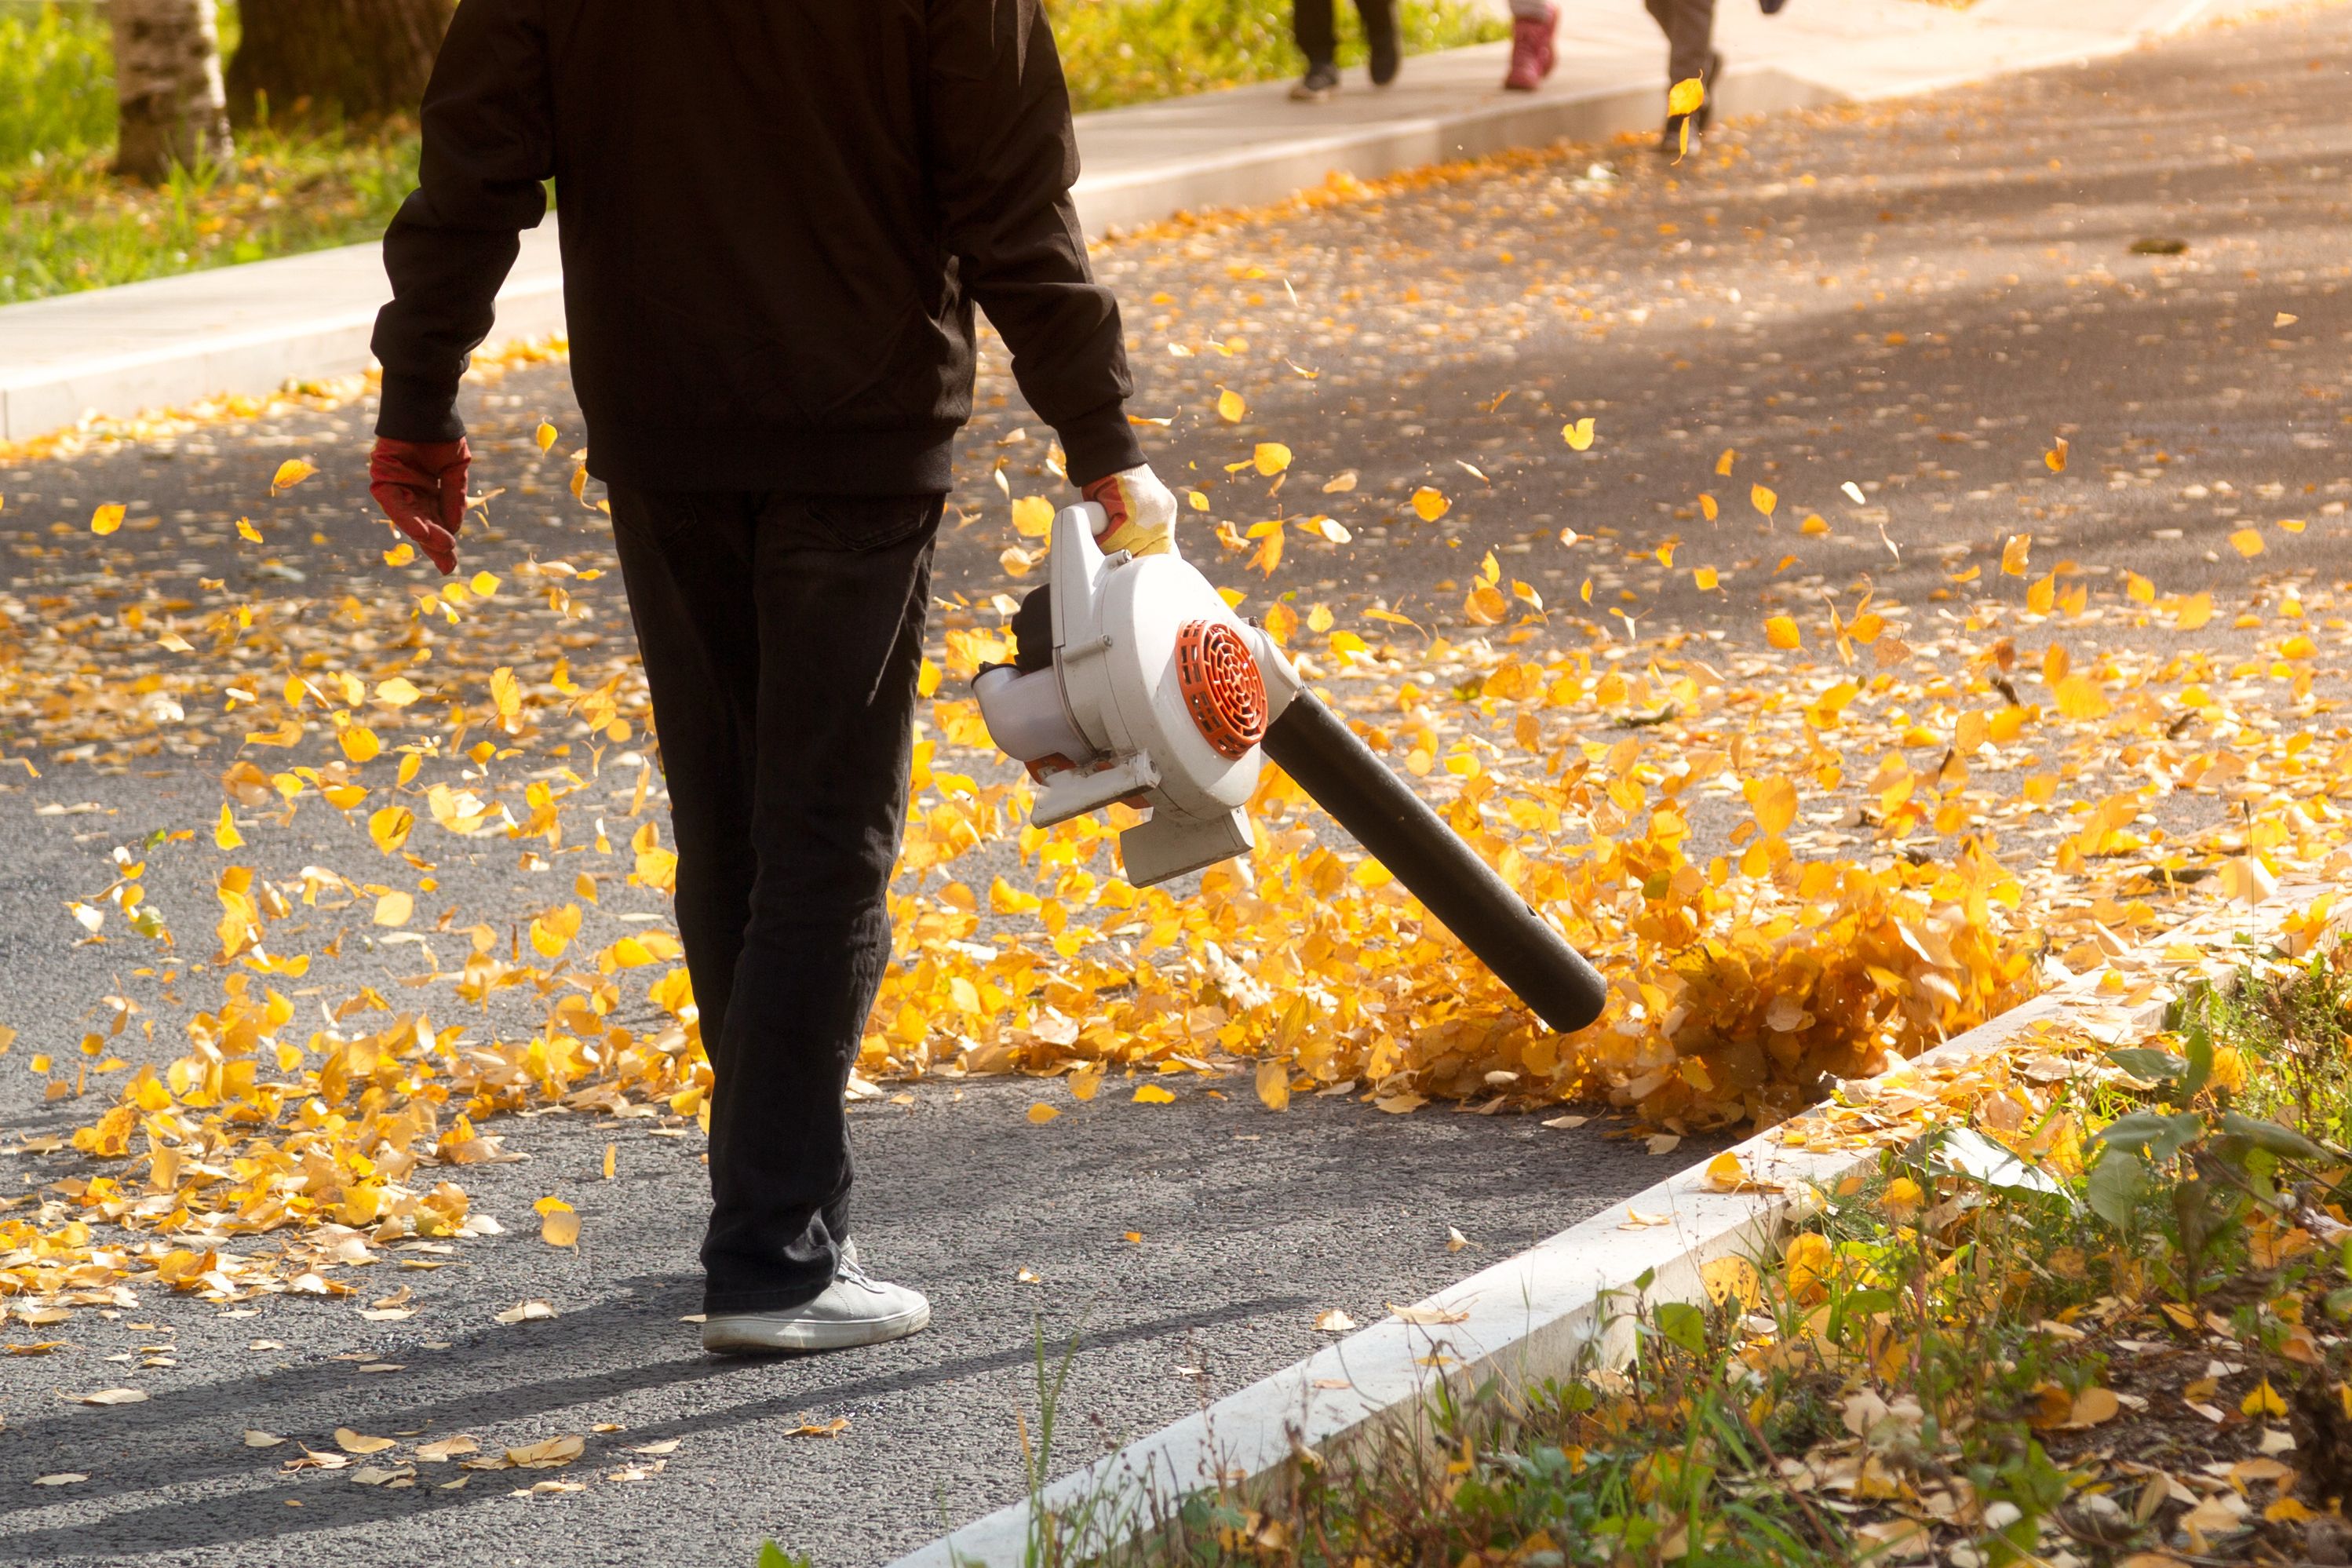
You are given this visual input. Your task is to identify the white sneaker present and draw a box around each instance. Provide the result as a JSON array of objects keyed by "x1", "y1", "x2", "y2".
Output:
[{"x1": 700, "y1": 1242, "x2": 931, "y2": 1355}]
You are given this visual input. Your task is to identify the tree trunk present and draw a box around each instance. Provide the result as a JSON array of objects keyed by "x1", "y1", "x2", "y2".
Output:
[
  {"x1": 110, "y1": 0, "x2": 234, "y2": 183},
  {"x1": 225, "y1": 0, "x2": 454, "y2": 127}
]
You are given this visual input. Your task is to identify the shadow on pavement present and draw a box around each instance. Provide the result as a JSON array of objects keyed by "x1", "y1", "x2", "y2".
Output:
[{"x1": 0, "y1": 1283, "x2": 1308, "y2": 1559}]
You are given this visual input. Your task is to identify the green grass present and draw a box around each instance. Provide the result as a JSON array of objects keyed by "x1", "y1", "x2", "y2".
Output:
[
  {"x1": 0, "y1": 125, "x2": 421, "y2": 306},
  {"x1": 0, "y1": 0, "x2": 419, "y2": 305},
  {"x1": 1053, "y1": 0, "x2": 1508, "y2": 114},
  {"x1": 0, "y1": 1, "x2": 115, "y2": 168},
  {"x1": 0, "y1": 0, "x2": 1505, "y2": 304},
  {"x1": 1077, "y1": 929, "x2": 2352, "y2": 1568}
]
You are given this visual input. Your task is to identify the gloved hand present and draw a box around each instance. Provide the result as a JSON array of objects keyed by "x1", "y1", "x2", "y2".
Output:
[
  {"x1": 368, "y1": 436, "x2": 472, "y2": 575},
  {"x1": 1080, "y1": 464, "x2": 1178, "y2": 558}
]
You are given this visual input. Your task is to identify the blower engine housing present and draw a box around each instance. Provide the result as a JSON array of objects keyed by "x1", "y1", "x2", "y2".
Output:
[{"x1": 972, "y1": 505, "x2": 1299, "y2": 885}]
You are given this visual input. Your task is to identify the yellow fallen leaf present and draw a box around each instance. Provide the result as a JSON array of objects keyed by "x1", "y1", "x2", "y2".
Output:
[
  {"x1": 335, "y1": 1428, "x2": 396, "y2": 1455},
  {"x1": 374, "y1": 892, "x2": 414, "y2": 928},
  {"x1": 540, "y1": 1207, "x2": 581, "y2": 1248},
  {"x1": 368, "y1": 804, "x2": 414, "y2": 854},
  {"x1": 272, "y1": 458, "x2": 319, "y2": 492},
  {"x1": 1026, "y1": 1103, "x2": 1059, "y2": 1124},
  {"x1": 1693, "y1": 567, "x2": 1719, "y2": 590},
  {"x1": 1133, "y1": 1083, "x2": 1175, "y2": 1104},
  {"x1": 2001, "y1": 534, "x2": 2030, "y2": 575},
  {"x1": 1389, "y1": 1303, "x2": 1469, "y2": 1326},
  {"x1": 2230, "y1": 527, "x2": 2265, "y2": 558},
  {"x1": 1410, "y1": 487, "x2": 1449, "y2": 523},
  {"x1": 1216, "y1": 388, "x2": 1245, "y2": 423},
  {"x1": 1253, "y1": 443, "x2": 1292, "y2": 476},
  {"x1": 1010, "y1": 496, "x2": 1052, "y2": 539},
  {"x1": 1764, "y1": 614, "x2": 1801, "y2": 650},
  {"x1": 90, "y1": 504, "x2": 125, "y2": 536},
  {"x1": 235, "y1": 516, "x2": 263, "y2": 544},
  {"x1": 2065, "y1": 1387, "x2": 2120, "y2": 1428},
  {"x1": 2044, "y1": 436, "x2": 2068, "y2": 472},
  {"x1": 1750, "y1": 483, "x2": 1778, "y2": 518},
  {"x1": 2243, "y1": 1378, "x2": 2288, "y2": 1418},
  {"x1": 1563, "y1": 418, "x2": 1595, "y2": 451},
  {"x1": 215, "y1": 804, "x2": 243, "y2": 851},
  {"x1": 1255, "y1": 1058, "x2": 1291, "y2": 1111},
  {"x1": 535, "y1": 421, "x2": 558, "y2": 453}
]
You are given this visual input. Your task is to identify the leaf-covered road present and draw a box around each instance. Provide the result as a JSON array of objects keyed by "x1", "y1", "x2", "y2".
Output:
[{"x1": 2, "y1": 5, "x2": 2350, "y2": 1563}]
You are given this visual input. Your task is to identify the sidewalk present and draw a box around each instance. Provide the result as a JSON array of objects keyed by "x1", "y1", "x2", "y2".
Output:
[{"x1": 0, "y1": 0, "x2": 2262, "y2": 445}]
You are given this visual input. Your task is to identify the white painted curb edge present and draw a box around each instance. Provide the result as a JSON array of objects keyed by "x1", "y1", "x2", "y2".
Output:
[{"x1": 887, "y1": 884, "x2": 2332, "y2": 1568}]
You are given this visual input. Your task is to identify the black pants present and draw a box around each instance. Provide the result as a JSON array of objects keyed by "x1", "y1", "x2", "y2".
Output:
[
  {"x1": 1294, "y1": 0, "x2": 1395, "y2": 69},
  {"x1": 610, "y1": 485, "x2": 941, "y2": 1314},
  {"x1": 1643, "y1": 0, "x2": 1716, "y2": 101}
]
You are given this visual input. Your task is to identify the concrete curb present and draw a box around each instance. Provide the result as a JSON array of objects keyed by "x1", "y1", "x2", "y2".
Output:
[
  {"x1": 0, "y1": 231, "x2": 565, "y2": 447},
  {"x1": 1070, "y1": 64, "x2": 1836, "y2": 235},
  {"x1": 888, "y1": 884, "x2": 2335, "y2": 1568}
]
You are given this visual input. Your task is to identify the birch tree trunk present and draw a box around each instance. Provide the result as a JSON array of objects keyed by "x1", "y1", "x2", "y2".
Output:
[
  {"x1": 226, "y1": 0, "x2": 454, "y2": 126},
  {"x1": 109, "y1": 0, "x2": 234, "y2": 183}
]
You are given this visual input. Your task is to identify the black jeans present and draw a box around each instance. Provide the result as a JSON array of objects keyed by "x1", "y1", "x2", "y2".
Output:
[
  {"x1": 1643, "y1": 0, "x2": 1717, "y2": 102},
  {"x1": 609, "y1": 485, "x2": 941, "y2": 1314},
  {"x1": 1294, "y1": 0, "x2": 1395, "y2": 69}
]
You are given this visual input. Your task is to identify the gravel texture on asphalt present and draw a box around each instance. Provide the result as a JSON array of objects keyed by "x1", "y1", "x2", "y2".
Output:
[{"x1": 1, "y1": 5, "x2": 2350, "y2": 1563}]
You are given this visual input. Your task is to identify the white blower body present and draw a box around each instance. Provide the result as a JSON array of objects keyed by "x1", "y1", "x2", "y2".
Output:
[{"x1": 972, "y1": 502, "x2": 1300, "y2": 887}]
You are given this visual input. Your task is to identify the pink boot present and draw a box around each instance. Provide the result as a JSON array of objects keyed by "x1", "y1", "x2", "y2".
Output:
[{"x1": 1503, "y1": 6, "x2": 1559, "y2": 91}]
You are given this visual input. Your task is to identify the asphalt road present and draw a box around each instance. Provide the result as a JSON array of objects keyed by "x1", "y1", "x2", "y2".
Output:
[{"x1": 3, "y1": 5, "x2": 2352, "y2": 1565}]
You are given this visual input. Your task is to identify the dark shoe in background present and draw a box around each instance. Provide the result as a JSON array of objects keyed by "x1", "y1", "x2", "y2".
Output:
[
  {"x1": 1761, "y1": 0, "x2": 1787, "y2": 13},
  {"x1": 1291, "y1": 61, "x2": 1342, "y2": 100},
  {"x1": 1502, "y1": 5, "x2": 1559, "y2": 91}
]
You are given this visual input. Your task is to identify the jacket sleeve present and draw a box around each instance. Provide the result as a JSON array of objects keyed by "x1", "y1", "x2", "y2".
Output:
[
  {"x1": 924, "y1": 0, "x2": 1143, "y2": 486},
  {"x1": 370, "y1": 0, "x2": 554, "y2": 442}
]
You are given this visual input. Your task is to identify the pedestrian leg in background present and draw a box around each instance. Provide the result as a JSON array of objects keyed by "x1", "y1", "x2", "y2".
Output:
[
  {"x1": 1291, "y1": 0, "x2": 1402, "y2": 100},
  {"x1": 1502, "y1": 0, "x2": 1559, "y2": 91},
  {"x1": 1643, "y1": 0, "x2": 1721, "y2": 153},
  {"x1": 610, "y1": 486, "x2": 942, "y2": 1354},
  {"x1": 1291, "y1": 0, "x2": 1342, "y2": 100},
  {"x1": 1360, "y1": 0, "x2": 1401, "y2": 87}
]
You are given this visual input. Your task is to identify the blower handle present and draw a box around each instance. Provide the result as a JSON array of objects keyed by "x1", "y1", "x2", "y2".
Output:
[{"x1": 1260, "y1": 691, "x2": 1608, "y2": 1034}]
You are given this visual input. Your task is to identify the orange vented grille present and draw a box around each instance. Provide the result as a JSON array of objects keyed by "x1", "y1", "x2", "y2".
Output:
[{"x1": 1174, "y1": 620, "x2": 1267, "y2": 760}]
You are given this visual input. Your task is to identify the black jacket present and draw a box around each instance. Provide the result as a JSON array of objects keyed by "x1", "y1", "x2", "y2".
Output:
[{"x1": 371, "y1": 0, "x2": 1143, "y2": 493}]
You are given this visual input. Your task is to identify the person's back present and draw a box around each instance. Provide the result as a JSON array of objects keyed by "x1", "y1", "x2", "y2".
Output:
[{"x1": 374, "y1": 0, "x2": 1140, "y2": 496}]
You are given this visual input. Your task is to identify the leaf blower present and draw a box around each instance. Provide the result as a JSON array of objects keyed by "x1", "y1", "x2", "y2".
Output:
[{"x1": 972, "y1": 504, "x2": 1607, "y2": 1034}]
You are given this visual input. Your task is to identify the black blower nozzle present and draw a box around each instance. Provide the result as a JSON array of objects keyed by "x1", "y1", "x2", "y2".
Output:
[
  {"x1": 1262, "y1": 690, "x2": 1608, "y2": 1035},
  {"x1": 1009, "y1": 582, "x2": 1606, "y2": 1034}
]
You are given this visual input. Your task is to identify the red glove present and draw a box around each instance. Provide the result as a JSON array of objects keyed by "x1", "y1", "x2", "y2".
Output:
[{"x1": 369, "y1": 436, "x2": 471, "y2": 574}]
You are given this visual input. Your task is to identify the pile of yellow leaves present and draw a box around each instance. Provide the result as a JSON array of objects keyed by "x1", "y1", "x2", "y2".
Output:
[{"x1": 1, "y1": 413, "x2": 2344, "y2": 1316}]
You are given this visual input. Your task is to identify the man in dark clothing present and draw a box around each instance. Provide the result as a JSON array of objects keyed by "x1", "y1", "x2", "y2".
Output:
[
  {"x1": 1289, "y1": 0, "x2": 1402, "y2": 101},
  {"x1": 366, "y1": 0, "x2": 1177, "y2": 1355}
]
